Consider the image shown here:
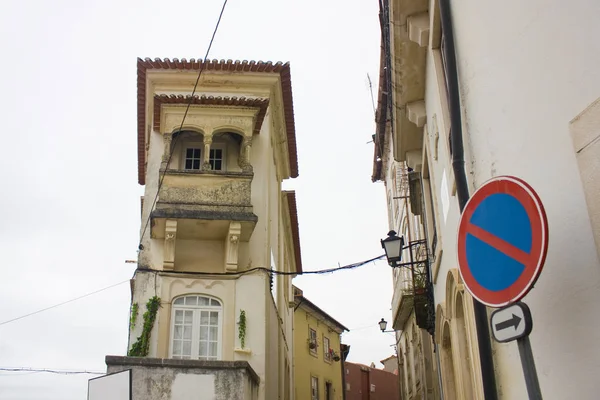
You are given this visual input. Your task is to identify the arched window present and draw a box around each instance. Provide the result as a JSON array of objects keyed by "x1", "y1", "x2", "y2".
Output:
[
  {"x1": 170, "y1": 295, "x2": 222, "y2": 360},
  {"x1": 441, "y1": 322, "x2": 457, "y2": 400},
  {"x1": 455, "y1": 293, "x2": 474, "y2": 399}
]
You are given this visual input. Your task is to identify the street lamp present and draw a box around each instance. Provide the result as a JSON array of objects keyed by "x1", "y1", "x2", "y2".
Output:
[
  {"x1": 379, "y1": 318, "x2": 395, "y2": 333},
  {"x1": 381, "y1": 230, "x2": 404, "y2": 268}
]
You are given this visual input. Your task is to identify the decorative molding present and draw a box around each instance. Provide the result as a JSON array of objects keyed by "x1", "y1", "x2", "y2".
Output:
[
  {"x1": 163, "y1": 219, "x2": 177, "y2": 270},
  {"x1": 225, "y1": 222, "x2": 242, "y2": 272},
  {"x1": 431, "y1": 114, "x2": 440, "y2": 161},
  {"x1": 407, "y1": 101, "x2": 427, "y2": 127},
  {"x1": 238, "y1": 136, "x2": 254, "y2": 172},
  {"x1": 408, "y1": 13, "x2": 430, "y2": 47},
  {"x1": 202, "y1": 134, "x2": 213, "y2": 171},
  {"x1": 161, "y1": 106, "x2": 256, "y2": 138}
]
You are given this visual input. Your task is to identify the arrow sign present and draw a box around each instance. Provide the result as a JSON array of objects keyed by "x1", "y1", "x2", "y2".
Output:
[
  {"x1": 490, "y1": 302, "x2": 532, "y2": 343},
  {"x1": 495, "y1": 313, "x2": 522, "y2": 332}
]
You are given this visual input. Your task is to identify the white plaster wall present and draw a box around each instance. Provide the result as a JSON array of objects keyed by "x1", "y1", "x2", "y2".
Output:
[
  {"x1": 139, "y1": 123, "x2": 167, "y2": 269},
  {"x1": 248, "y1": 110, "x2": 273, "y2": 271},
  {"x1": 265, "y1": 297, "x2": 280, "y2": 400},
  {"x1": 235, "y1": 273, "x2": 268, "y2": 398},
  {"x1": 176, "y1": 239, "x2": 225, "y2": 272},
  {"x1": 425, "y1": 1, "x2": 600, "y2": 398}
]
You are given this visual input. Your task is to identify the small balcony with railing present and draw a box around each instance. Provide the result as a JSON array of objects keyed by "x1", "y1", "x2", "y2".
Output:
[
  {"x1": 146, "y1": 128, "x2": 261, "y2": 273},
  {"x1": 151, "y1": 130, "x2": 257, "y2": 243},
  {"x1": 391, "y1": 239, "x2": 434, "y2": 334}
]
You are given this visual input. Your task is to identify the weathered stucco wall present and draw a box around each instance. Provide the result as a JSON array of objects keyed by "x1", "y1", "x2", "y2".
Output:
[
  {"x1": 106, "y1": 356, "x2": 259, "y2": 400},
  {"x1": 129, "y1": 66, "x2": 296, "y2": 400}
]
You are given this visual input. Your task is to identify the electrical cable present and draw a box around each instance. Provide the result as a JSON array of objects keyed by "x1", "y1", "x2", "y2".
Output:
[
  {"x1": 0, "y1": 367, "x2": 103, "y2": 375},
  {"x1": 0, "y1": 255, "x2": 386, "y2": 328},
  {"x1": 136, "y1": 254, "x2": 386, "y2": 277},
  {"x1": 0, "y1": 280, "x2": 129, "y2": 327},
  {"x1": 138, "y1": 0, "x2": 229, "y2": 250}
]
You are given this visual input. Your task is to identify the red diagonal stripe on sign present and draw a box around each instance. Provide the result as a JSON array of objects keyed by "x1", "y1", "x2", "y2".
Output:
[{"x1": 466, "y1": 223, "x2": 532, "y2": 266}]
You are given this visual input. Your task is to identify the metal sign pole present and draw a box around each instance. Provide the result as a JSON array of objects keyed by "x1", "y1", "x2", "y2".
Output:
[
  {"x1": 517, "y1": 336, "x2": 543, "y2": 400},
  {"x1": 490, "y1": 302, "x2": 543, "y2": 400}
]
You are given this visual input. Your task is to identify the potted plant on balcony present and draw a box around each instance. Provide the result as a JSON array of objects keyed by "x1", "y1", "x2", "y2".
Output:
[
  {"x1": 330, "y1": 350, "x2": 341, "y2": 362},
  {"x1": 308, "y1": 339, "x2": 317, "y2": 350},
  {"x1": 413, "y1": 272, "x2": 427, "y2": 295}
]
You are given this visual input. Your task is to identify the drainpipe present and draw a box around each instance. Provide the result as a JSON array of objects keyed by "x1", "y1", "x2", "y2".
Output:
[{"x1": 438, "y1": 0, "x2": 498, "y2": 399}]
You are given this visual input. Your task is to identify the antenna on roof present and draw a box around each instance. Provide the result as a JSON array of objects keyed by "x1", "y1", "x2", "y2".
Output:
[{"x1": 367, "y1": 73, "x2": 376, "y2": 118}]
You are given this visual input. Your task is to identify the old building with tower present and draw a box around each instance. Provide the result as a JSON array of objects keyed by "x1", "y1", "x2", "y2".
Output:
[{"x1": 104, "y1": 58, "x2": 302, "y2": 400}]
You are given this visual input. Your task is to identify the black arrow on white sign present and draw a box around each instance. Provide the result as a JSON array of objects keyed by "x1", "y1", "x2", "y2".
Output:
[{"x1": 495, "y1": 313, "x2": 522, "y2": 331}]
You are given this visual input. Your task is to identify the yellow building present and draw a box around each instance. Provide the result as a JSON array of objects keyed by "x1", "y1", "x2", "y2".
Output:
[{"x1": 293, "y1": 286, "x2": 348, "y2": 400}]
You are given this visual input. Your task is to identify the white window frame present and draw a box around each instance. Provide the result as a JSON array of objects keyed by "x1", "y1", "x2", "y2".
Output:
[
  {"x1": 181, "y1": 142, "x2": 204, "y2": 171},
  {"x1": 180, "y1": 143, "x2": 227, "y2": 171},
  {"x1": 323, "y1": 335, "x2": 331, "y2": 363},
  {"x1": 208, "y1": 144, "x2": 226, "y2": 172},
  {"x1": 169, "y1": 295, "x2": 223, "y2": 361},
  {"x1": 309, "y1": 327, "x2": 318, "y2": 355},
  {"x1": 311, "y1": 376, "x2": 319, "y2": 400}
]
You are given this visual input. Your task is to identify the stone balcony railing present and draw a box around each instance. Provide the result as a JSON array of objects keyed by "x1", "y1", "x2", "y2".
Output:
[
  {"x1": 105, "y1": 356, "x2": 259, "y2": 400},
  {"x1": 151, "y1": 169, "x2": 257, "y2": 241}
]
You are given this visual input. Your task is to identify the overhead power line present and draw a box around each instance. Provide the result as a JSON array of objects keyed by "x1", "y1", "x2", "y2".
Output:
[
  {"x1": 0, "y1": 367, "x2": 104, "y2": 375},
  {"x1": 138, "y1": 0, "x2": 229, "y2": 250},
  {"x1": 0, "y1": 255, "x2": 385, "y2": 328},
  {"x1": 0, "y1": 280, "x2": 129, "y2": 327},
  {"x1": 136, "y1": 254, "x2": 386, "y2": 277}
]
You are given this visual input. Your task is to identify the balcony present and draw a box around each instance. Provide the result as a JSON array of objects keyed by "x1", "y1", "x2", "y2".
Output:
[
  {"x1": 151, "y1": 169, "x2": 257, "y2": 241},
  {"x1": 391, "y1": 266, "x2": 415, "y2": 331},
  {"x1": 391, "y1": 240, "x2": 434, "y2": 334}
]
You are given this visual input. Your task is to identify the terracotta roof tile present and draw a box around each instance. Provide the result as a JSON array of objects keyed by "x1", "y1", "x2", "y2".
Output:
[
  {"x1": 137, "y1": 58, "x2": 298, "y2": 184},
  {"x1": 153, "y1": 94, "x2": 270, "y2": 136}
]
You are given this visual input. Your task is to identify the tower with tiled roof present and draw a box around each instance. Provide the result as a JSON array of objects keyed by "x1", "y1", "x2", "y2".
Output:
[{"x1": 122, "y1": 58, "x2": 302, "y2": 399}]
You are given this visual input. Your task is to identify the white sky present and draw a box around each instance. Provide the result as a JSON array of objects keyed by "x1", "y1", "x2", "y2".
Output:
[{"x1": 0, "y1": 0, "x2": 396, "y2": 398}]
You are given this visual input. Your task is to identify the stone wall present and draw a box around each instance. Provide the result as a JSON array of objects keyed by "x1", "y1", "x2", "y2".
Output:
[{"x1": 106, "y1": 356, "x2": 259, "y2": 400}]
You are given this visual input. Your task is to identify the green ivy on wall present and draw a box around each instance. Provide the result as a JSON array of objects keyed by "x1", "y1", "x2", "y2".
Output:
[
  {"x1": 128, "y1": 296, "x2": 161, "y2": 357},
  {"x1": 129, "y1": 302, "x2": 139, "y2": 331},
  {"x1": 238, "y1": 310, "x2": 247, "y2": 349}
]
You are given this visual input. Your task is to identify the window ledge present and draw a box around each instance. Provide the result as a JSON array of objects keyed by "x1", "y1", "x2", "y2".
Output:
[
  {"x1": 161, "y1": 168, "x2": 253, "y2": 178},
  {"x1": 234, "y1": 348, "x2": 252, "y2": 355}
]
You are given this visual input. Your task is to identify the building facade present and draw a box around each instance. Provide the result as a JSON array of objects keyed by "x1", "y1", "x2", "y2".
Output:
[
  {"x1": 344, "y1": 362, "x2": 400, "y2": 400},
  {"x1": 293, "y1": 286, "x2": 348, "y2": 400},
  {"x1": 379, "y1": 355, "x2": 398, "y2": 374},
  {"x1": 374, "y1": 0, "x2": 600, "y2": 399},
  {"x1": 123, "y1": 58, "x2": 302, "y2": 400}
]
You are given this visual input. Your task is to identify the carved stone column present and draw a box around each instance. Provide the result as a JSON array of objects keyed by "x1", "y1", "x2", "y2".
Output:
[
  {"x1": 161, "y1": 134, "x2": 173, "y2": 170},
  {"x1": 163, "y1": 219, "x2": 177, "y2": 270},
  {"x1": 238, "y1": 136, "x2": 253, "y2": 172},
  {"x1": 224, "y1": 222, "x2": 242, "y2": 271},
  {"x1": 202, "y1": 134, "x2": 213, "y2": 171}
]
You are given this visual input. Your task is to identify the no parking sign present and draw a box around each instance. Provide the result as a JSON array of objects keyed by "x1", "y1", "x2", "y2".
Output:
[{"x1": 457, "y1": 176, "x2": 549, "y2": 308}]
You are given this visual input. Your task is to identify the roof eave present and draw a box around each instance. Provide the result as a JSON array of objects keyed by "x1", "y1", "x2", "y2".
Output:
[{"x1": 136, "y1": 58, "x2": 299, "y2": 185}]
